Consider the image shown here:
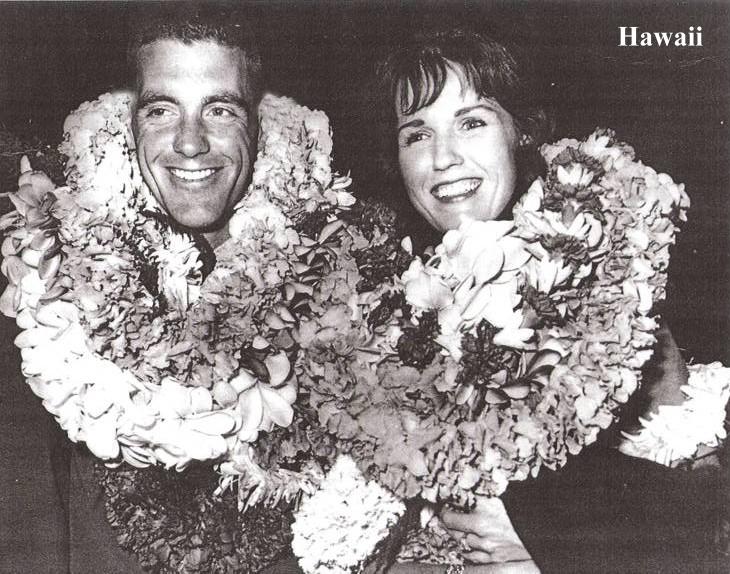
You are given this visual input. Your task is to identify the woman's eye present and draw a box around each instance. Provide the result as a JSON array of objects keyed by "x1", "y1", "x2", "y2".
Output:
[
  {"x1": 404, "y1": 131, "x2": 428, "y2": 146},
  {"x1": 462, "y1": 117, "x2": 487, "y2": 130}
]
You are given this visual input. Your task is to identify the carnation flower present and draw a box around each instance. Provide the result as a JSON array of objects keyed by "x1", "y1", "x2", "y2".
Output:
[{"x1": 291, "y1": 455, "x2": 406, "y2": 574}]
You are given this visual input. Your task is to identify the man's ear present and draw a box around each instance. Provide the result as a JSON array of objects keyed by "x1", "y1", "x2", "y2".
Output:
[{"x1": 114, "y1": 89, "x2": 139, "y2": 135}]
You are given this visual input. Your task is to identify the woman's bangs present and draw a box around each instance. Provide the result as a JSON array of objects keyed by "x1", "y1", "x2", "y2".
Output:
[{"x1": 397, "y1": 53, "x2": 448, "y2": 116}]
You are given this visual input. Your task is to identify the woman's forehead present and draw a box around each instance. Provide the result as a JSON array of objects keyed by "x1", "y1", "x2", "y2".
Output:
[
  {"x1": 396, "y1": 62, "x2": 481, "y2": 115},
  {"x1": 396, "y1": 63, "x2": 482, "y2": 117}
]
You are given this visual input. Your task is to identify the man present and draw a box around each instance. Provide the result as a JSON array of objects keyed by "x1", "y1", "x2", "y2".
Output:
[
  {"x1": 129, "y1": 10, "x2": 263, "y2": 249},
  {"x1": 0, "y1": 9, "x2": 275, "y2": 573}
]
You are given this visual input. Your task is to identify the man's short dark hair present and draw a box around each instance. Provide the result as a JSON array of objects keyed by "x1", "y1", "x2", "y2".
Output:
[{"x1": 127, "y1": 5, "x2": 263, "y2": 101}]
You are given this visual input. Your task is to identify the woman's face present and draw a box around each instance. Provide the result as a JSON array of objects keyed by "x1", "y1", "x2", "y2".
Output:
[{"x1": 396, "y1": 66, "x2": 519, "y2": 232}]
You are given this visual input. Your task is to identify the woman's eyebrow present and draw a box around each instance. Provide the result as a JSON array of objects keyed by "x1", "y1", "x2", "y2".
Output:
[
  {"x1": 455, "y1": 103, "x2": 497, "y2": 117},
  {"x1": 397, "y1": 118, "x2": 424, "y2": 133}
]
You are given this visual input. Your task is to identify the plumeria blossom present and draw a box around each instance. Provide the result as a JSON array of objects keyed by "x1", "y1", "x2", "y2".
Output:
[
  {"x1": 403, "y1": 259, "x2": 453, "y2": 311},
  {"x1": 401, "y1": 219, "x2": 536, "y2": 359},
  {"x1": 432, "y1": 220, "x2": 530, "y2": 282},
  {"x1": 233, "y1": 352, "x2": 297, "y2": 443}
]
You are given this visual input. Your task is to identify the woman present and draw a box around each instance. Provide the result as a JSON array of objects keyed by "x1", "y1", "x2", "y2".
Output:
[{"x1": 374, "y1": 28, "x2": 720, "y2": 573}]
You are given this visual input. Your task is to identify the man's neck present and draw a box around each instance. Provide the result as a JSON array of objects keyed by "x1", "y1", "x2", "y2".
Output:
[{"x1": 204, "y1": 225, "x2": 231, "y2": 250}]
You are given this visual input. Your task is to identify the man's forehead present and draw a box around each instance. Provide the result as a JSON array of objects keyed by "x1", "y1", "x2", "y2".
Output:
[
  {"x1": 135, "y1": 39, "x2": 253, "y2": 101},
  {"x1": 137, "y1": 39, "x2": 245, "y2": 73}
]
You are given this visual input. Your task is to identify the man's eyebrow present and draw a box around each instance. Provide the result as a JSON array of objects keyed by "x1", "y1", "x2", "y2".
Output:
[
  {"x1": 135, "y1": 92, "x2": 251, "y2": 115},
  {"x1": 397, "y1": 118, "x2": 424, "y2": 133},
  {"x1": 136, "y1": 92, "x2": 178, "y2": 109},
  {"x1": 203, "y1": 93, "x2": 251, "y2": 115}
]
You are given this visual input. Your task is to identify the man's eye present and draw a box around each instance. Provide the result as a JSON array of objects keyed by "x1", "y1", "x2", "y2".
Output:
[
  {"x1": 462, "y1": 117, "x2": 487, "y2": 130},
  {"x1": 144, "y1": 107, "x2": 171, "y2": 119},
  {"x1": 208, "y1": 106, "x2": 236, "y2": 119}
]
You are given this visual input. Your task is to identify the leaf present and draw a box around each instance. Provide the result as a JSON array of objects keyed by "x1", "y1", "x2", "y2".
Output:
[
  {"x1": 502, "y1": 383, "x2": 531, "y2": 400},
  {"x1": 318, "y1": 219, "x2": 344, "y2": 243},
  {"x1": 485, "y1": 389, "x2": 509, "y2": 405}
]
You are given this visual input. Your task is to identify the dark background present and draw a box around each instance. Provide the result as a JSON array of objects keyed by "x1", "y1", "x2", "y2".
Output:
[{"x1": 1, "y1": 0, "x2": 728, "y2": 364}]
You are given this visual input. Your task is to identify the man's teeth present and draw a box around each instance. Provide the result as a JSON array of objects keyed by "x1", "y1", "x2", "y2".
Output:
[
  {"x1": 171, "y1": 168, "x2": 216, "y2": 181},
  {"x1": 433, "y1": 179, "x2": 480, "y2": 199}
]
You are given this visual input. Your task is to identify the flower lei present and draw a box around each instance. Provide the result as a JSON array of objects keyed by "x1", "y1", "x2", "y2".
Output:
[
  {"x1": 291, "y1": 130, "x2": 692, "y2": 514},
  {"x1": 0, "y1": 91, "x2": 354, "y2": 504}
]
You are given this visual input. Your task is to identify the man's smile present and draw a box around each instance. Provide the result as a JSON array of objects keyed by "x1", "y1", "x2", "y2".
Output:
[
  {"x1": 168, "y1": 167, "x2": 220, "y2": 182},
  {"x1": 431, "y1": 178, "x2": 481, "y2": 203}
]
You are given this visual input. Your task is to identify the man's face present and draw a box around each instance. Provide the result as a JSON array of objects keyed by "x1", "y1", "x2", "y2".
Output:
[{"x1": 133, "y1": 39, "x2": 258, "y2": 235}]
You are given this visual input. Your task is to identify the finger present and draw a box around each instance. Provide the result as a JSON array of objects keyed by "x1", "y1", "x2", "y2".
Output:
[
  {"x1": 17, "y1": 170, "x2": 46, "y2": 188},
  {"x1": 474, "y1": 495, "x2": 509, "y2": 514},
  {"x1": 20, "y1": 155, "x2": 31, "y2": 174},
  {"x1": 468, "y1": 560, "x2": 541, "y2": 574},
  {"x1": 440, "y1": 508, "x2": 477, "y2": 534},
  {"x1": 463, "y1": 549, "x2": 494, "y2": 564},
  {"x1": 488, "y1": 544, "x2": 533, "y2": 563},
  {"x1": 465, "y1": 533, "x2": 496, "y2": 554}
]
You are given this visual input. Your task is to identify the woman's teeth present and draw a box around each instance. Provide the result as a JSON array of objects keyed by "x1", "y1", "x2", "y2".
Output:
[
  {"x1": 170, "y1": 168, "x2": 216, "y2": 181},
  {"x1": 432, "y1": 179, "x2": 480, "y2": 200}
]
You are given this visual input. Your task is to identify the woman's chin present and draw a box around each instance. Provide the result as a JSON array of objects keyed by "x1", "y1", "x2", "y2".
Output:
[{"x1": 435, "y1": 211, "x2": 478, "y2": 232}]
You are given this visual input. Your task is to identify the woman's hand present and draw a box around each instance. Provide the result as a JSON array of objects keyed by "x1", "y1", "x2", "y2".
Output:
[{"x1": 439, "y1": 496, "x2": 534, "y2": 566}]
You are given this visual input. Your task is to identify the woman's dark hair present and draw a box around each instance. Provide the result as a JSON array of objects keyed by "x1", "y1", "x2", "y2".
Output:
[{"x1": 371, "y1": 28, "x2": 552, "y2": 244}]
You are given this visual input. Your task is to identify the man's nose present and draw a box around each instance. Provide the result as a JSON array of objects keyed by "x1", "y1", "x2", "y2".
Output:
[
  {"x1": 173, "y1": 116, "x2": 210, "y2": 157},
  {"x1": 432, "y1": 134, "x2": 463, "y2": 171}
]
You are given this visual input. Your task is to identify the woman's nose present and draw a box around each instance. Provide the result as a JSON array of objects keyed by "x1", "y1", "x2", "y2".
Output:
[
  {"x1": 173, "y1": 116, "x2": 210, "y2": 157},
  {"x1": 432, "y1": 134, "x2": 463, "y2": 171}
]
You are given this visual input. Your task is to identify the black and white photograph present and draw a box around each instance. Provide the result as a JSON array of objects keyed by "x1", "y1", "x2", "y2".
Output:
[{"x1": 1, "y1": 1, "x2": 728, "y2": 572}]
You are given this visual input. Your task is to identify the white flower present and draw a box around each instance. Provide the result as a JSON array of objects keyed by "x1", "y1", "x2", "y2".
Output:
[
  {"x1": 403, "y1": 264, "x2": 453, "y2": 311},
  {"x1": 618, "y1": 363, "x2": 730, "y2": 466},
  {"x1": 291, "y1": 455, "x2": 406, "y2": 574},
  {"x1": 233, "y1": 353, "x2": 297, "y2": 443},
  {"x1": 154, "y1": 233, "x2": 202, "y2": 312},
  {"x1": 556, "y1": 163, "x2": 595, "y2": 187},
  {"x1": 540, "y1": 138, "x2": 580, "y2": 164}
]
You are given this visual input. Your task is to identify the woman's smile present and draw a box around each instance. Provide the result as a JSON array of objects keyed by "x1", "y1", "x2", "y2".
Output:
[{"x1": 431, "y1": 177, "x2": 482, "y2": 202}]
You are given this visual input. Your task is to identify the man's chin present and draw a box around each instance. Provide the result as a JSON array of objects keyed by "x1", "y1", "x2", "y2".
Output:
[{"x1": 165, "y1": 209, "x2": 229, "y2": 236}]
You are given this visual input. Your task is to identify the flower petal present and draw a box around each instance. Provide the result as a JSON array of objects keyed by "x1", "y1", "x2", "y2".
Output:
[
  {"x1": 265, "y1": 351, "x2": 291, "y2": 387},
  {"x1": 260, "y1": 385, "x2": 295, "y2": 428}
]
